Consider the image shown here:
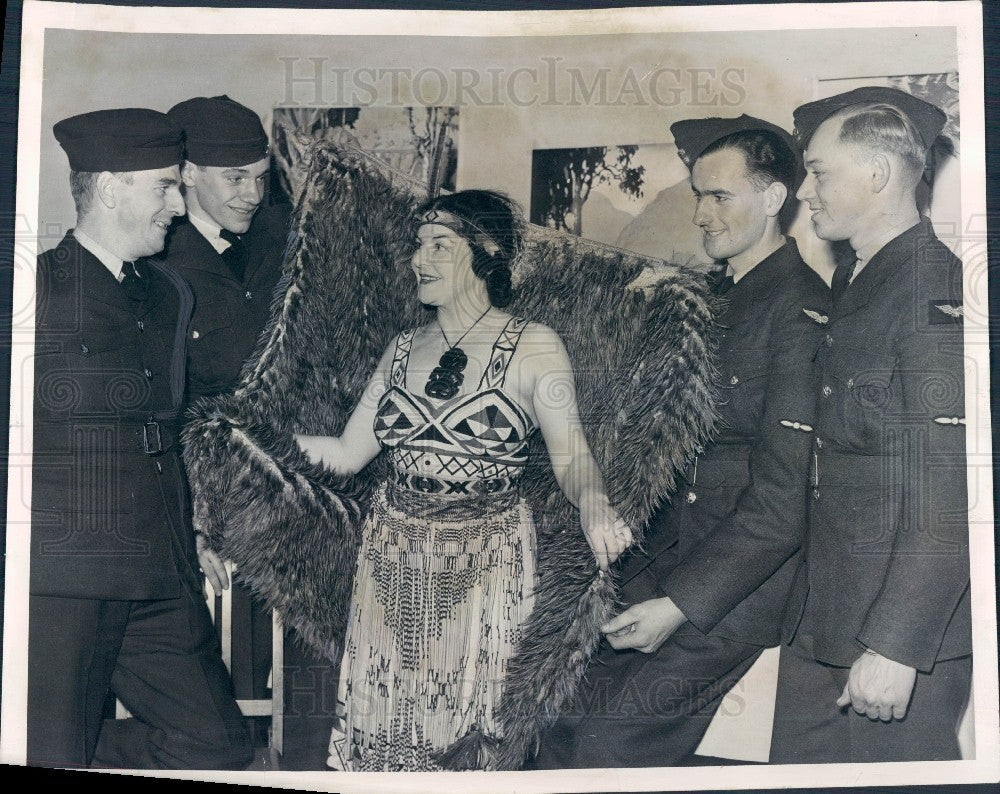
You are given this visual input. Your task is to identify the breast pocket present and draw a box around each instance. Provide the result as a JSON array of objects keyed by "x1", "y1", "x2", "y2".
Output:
[
  {"x1": 718, "y1": 352, "x2": 769, "y2": 433},
  {"x1": 833, "y1": 346, "x2": 898, "y2": 450}
]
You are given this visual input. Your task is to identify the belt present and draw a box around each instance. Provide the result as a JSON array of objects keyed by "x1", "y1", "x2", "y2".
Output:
[
  {"x1": 811, "y1": 443, "x2": 896, "y2": 496},
  {"x1": 122, "y1": 412, "x2": 181, "y2": 456},
  {"x1": 392, "y1": 468, "x2": 520, "y2": 496}
]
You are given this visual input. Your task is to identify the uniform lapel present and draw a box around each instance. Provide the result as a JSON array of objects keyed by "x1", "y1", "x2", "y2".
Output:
[
  {"x1": 67, "y1": 234, "x2": 137, "y2": 315},
  {"x1": 721, "y1": 239, "x2": 797, "y2": 327},
  {"x1": 165, "y1": 218, "x2": 243, "y2": 286},
  {"x1": 831, "y1": 220, "x2": 928, "y2": 320}
]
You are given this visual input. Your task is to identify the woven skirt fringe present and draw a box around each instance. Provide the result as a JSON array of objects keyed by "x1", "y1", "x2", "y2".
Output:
[{"x1": 334, "y1": 484, "x2": 536, "y2": 771}]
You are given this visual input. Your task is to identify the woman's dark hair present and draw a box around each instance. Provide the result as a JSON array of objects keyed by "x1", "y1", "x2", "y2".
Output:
[{"x1": 416, "y1": 189, "x2": 525, "y2": 308}]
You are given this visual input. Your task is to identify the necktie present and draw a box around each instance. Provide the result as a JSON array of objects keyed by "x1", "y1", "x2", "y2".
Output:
[
  {"x1": 712, "y1": 273, "x2": 735, "y2": 296},
  {"x1": 831, "y1": 258, "x2": 859, "y2": 305},
  {"x1": 120, "y1": 260, "x2": 148, "y2": 302},
  {"x1": 220, "y1": 229, "x2": 247, "y2": 282}
]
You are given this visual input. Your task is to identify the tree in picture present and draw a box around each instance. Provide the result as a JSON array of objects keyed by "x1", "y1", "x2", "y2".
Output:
[{"x1": 530, "y1": 146, "x2": 645, "y2": 237}]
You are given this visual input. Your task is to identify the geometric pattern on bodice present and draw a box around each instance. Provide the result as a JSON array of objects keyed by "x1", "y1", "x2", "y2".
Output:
[{"x1": 373, "y1": 317, "x2": 536, "y2": 480}]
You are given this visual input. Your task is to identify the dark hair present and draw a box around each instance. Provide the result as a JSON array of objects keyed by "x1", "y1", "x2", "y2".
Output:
[
  {"x1": 701, "y1": 128, "x2": 799, "y2": 229},
  {"x1": 702, "y1": 128, "x2": 798, "y2": 196},
  {"x1": 416, "y1": 189, "x2": 525, "y2": 308}
]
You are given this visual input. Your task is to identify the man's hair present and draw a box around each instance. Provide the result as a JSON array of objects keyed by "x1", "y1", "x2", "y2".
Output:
[
  {"x1": 830, "y1": 102, "x2": 927, "y2": 181},
  {"x1": 69, "y1": 170, "x2": 133, "y2": 217},
  {"x1": 701, "y1": 128, "x2": 798, "y2": 196},
  {"x1": 700, "y1": 128, "x2": 798, "y2": 227}
]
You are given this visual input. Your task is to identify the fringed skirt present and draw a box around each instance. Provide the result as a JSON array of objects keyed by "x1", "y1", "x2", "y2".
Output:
[{"x1": 331, "y1": 480, "x2": 537, "y2": 771}]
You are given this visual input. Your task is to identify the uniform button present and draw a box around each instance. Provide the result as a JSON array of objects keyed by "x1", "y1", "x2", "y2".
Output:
[
  {"x1": 825, "y1": 334, "x2": 833, "y2": 346},
  {"x1": 822, "y1": 385, "x2": 832, "y2": 397},
  {"x1": 137, "y1": 320, "x2": 145, "y2": 332},
  {"x1": 729, "y1": 375, "x2": 739, "y2": 385},
  {"x1": 143, "y1": 368, "x2": 153, "y2": 379},
  {"x1": 245, "y1": 290, "x2": 253, "y2": 300},
  {"x1": 80, "y1": 343, "x2": 89, "y2": 354},
  {"x1": 686, "y1": 491, "x2": 697, "y2": 504},
  {"x1": 846, "y1": 378, "x2": 854, "y2": 388},
  {"x1": 192, "y1": 330, "x2": 200, "y2": 340},
  {"x1": 816, "y1": 437, "x2": 823, "y2": 448}
]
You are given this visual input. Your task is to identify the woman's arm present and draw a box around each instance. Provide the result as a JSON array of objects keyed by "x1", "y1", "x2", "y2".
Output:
[
  {"x1": 524, "y1": 324, "x2": 632, "y2": 570},
  {"x1": 294, "y1": 340, "x2": 396, "y2": 476}
]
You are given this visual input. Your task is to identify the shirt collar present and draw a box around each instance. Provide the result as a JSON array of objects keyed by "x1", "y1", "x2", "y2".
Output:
[
  {"x1": 72, "y1": 228, "x2": 125, "y2": 281},
  {"x1": 187, "y1": 209, "x2": 231, "y2": 255}
]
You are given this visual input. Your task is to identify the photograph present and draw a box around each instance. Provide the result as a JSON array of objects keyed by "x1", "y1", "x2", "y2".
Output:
[{"x1": 2, "y1": 1, "x2": 997, "y2": 792}]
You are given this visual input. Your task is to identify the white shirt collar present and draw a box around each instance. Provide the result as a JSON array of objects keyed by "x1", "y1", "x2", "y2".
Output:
[
  {"x1": 187, "y1": 210, "x2": 231, "y2": 255},
  {"x1": 72, "y1": 228, "x2": 125, "y2": 281}
]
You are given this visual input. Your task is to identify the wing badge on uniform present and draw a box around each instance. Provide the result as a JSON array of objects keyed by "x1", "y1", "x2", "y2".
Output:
[
  {"x1": 803, "y1": 308, "x2": 829, "y2": 325},
  {"x1": 780, "y1": 419, "x2": 814, "y2": 432},
  {"x1": 929, "y1": 302, "x2": 964, "y2": 324},
  {"x1": 933, "y1": 416, "x2": 966, "y2": 426}
]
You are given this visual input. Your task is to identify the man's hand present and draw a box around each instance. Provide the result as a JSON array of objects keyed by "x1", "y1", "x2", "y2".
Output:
[
  {"x1": 196, "y1": 533, "x2": 229, "y2": 597},
  {"x1": 601, "y1": 597, "x2": 687, "y2": 653},
  {"x1": 836, "y1": 649, "x2": 917, "y2": 721}
]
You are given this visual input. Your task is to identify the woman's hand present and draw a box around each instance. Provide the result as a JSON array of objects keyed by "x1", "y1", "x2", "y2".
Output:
[{"x1": 579, "y1": 491, "x2": 633, "y2": 571}]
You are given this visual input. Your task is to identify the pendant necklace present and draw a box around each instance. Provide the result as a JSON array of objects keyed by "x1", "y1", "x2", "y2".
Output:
[{"x1": 424, "y1": 306, "x2": 492, "y2": 400}]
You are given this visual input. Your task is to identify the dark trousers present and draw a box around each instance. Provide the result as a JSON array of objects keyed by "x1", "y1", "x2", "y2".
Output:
[
  {"x1": 529, "y1": 632, "x2": 763, "y2": 768},
  {"x1": 770, "y1": 632, "x2": 972, "y2": 763},
  {"x1": 27, "y1": 576, "x2": 253, "y2": 770}
]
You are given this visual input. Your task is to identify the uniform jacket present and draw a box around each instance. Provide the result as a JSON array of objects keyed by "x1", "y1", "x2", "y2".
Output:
[
  {"x1": 620, "y1": 238, "x2": 830, "y2": 646},
  {"x1": 31, "y1": 233, "x2": 195, "y2": 599},
  {"x1": 785, "y1": 219, "x2": 970, "y2": 672},
  {"x1": 155, "y1": 202, "x2": 289, "y2": 404}
]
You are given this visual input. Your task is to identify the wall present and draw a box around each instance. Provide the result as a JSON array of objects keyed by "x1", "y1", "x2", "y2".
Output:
[{"x1": 38, "y1": 25, "x2": 960, "y2": 277}]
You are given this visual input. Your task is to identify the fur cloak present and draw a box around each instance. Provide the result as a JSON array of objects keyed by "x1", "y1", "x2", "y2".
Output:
[{"x1": 183, "y1": 141, "x2": 719, "y2": 770}]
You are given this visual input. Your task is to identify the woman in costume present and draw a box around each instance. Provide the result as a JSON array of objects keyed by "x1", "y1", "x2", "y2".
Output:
[{"x1": 294, "y1": 189, "x2": 633, "y2": 771}]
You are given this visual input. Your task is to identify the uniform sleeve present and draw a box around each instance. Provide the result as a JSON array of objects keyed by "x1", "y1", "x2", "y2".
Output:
[
  {"x1": 662, "y1": 280, "x2": 828, "y2": 632},
  {"x1": 857, "y1": 257, "x2": 969, "y2": 672}
]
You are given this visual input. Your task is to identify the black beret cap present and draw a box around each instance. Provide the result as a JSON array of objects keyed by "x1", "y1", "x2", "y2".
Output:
[
  {"x1": 793, "y1": 86, "x2": 946, "y2": 149},
  {"x1": 53, "y1": 108, "x2": 183, "y2": 172},
  {"x1": 168, "y1": 95, "x2": 269, "y2": 167},
  {"x1": 670, "y1": 114, "x2": 797, "y2": 168}
]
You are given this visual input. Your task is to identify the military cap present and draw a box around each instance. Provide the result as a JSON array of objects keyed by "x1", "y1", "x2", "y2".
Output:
[
  {"x1": 793, "y1": 86, "x2": 946, "y2": 149},
  {"x1": 168, "y1": 95, "x2": 269, "y2": 167},
  {"x1": 670, "y1": 114, "x2": 797, "y2": 168},
  {"x1": 53, "y1": 108, "x2": 183, "y2": 172}
]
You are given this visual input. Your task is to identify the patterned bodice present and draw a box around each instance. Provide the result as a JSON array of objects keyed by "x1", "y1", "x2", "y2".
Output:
[{"x1": 373, "y1": 317, "x2": 535, "y2": 491}]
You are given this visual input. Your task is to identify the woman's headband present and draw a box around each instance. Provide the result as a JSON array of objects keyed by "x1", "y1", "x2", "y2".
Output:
[{"x1": 420, "y1": 209, "x2": 502, "y2": 257}]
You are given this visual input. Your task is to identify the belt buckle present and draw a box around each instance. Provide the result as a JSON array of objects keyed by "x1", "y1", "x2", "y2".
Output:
[{"x1": 143, "y1": 420, "x2": 163, "y2": 455}]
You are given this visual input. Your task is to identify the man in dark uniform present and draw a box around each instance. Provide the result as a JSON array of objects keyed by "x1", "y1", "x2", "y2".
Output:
[
  {"x1": 770, "y1": 87, "x2": 970, "y2": 763},
  {"x1": 532, "y1": 116, "x2": 829, "y2": 767},
  {"x1": 28, "y1": 108, "x2": 252, "y2": 769},
  {"x1": 157, "y1": 95, "x2": 288, "y2": 712}
]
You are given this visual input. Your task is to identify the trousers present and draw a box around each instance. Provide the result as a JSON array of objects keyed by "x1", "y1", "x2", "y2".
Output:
[
  {"x1": 769, "y1": 632, "x2": 972, "y2": 763},
  {"x1": 27, "y1": 574, "x2": 253, "y2": 770},
  {"x1": 529, "y1": 632, "x2": 763, "y2": 768}
]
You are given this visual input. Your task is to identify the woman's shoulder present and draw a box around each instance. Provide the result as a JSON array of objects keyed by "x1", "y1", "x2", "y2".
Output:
[{"x1": 511, "y1": 319, "x2": 567, "y2": 357}]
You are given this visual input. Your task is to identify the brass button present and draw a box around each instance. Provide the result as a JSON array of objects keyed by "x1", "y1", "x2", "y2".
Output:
[
  {"x1": 822, "y1": 385, "x2": 832, "y2": 397},
  {"x1": 816, "y1": 437, "x2": 823, "y2": 448},
  {"x1": 846, "y1": 378, "x2": 854, "y2": 388},
  {"x1": 729, "y1": 375, "x2": 739, "y2": 385},
  {"x1": 80, "y1": 343, "x2": 89, "y2": 354},
  {"x1": 143, "y1": 368, "x2": 153, "y2": 379},
  {"x1": 686, "y1": 491, "x2": 697, "y2": 504},
  {"x1": 137, "y1": 320, "x2": 145, "y2": 332},
  {"x1": 192, "y1": 330, "x2": 200, "y2": 340},
  {"x1": 245, "y1": 290, "x2": 253, "y2": 300},
  {"x1": 825, "y1": 334, "x2": 833, "y2": 346}
]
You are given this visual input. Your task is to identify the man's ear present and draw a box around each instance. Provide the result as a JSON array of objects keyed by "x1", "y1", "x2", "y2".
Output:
[
  {"x1": 95, "y1": 172, "x2": 118, "y2": 209},
  {"x1": 763, "y1": 181, "x2": 788, "y2": 218},
  {"x1": 180, "y1": 160, "x2": 198, "y2": 188},
  {"x1": 871, "y1": 153, "x2": 891, "y2": 193}
]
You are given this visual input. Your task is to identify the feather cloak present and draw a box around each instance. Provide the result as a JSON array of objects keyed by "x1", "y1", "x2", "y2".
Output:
[{"x1": 182, "y1": 141, "x2": 719, "y2": 770}]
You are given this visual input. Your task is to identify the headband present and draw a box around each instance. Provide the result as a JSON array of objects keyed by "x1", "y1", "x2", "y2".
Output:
[{"x1": 420, "y1": 209, "x2": 502, "y2": 257}]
